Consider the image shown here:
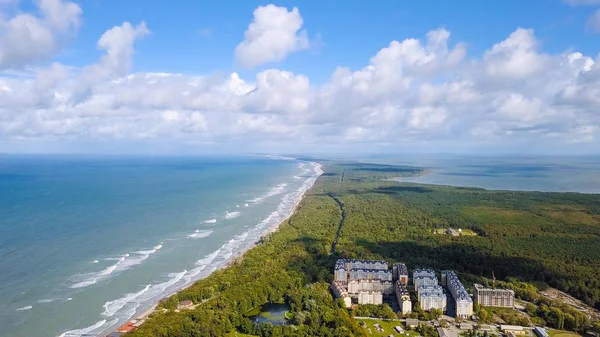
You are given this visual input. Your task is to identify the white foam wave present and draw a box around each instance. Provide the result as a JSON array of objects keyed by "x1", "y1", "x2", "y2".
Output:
[
  {"x1": 71, "y1": 242, "x2": 163, "y2": 289},
  {"x1": 102, "y1": 270, "x2": 187, "y2": 318},
  {"x1": 187, "y1": 229, "x2": 214, "y2": 239},
  {"x1": 203, "y1": 218, "x2": 217, "y2": 224},
  {"x1": 69, "y1": 161, "x2": 324, "y2": 334},
  {"x1": 38, "y1": 298, "x2": 58, "y2": 304},
  {"x1": 57, "y1": 318, "x2": 117, "y2": 337},
  {"x1": 225, "y1": 211, "x2": 241, "y2": 219},
  {"x1": 16, "y1": 305, "x2": 32, "y2": 311},
  {"x1": 183, "y1": 250, "x2": 221, "y2": 283},
  {"x1": 244, "y1": 203, "x2": 249, "y2": 207},
  {"x1": 91, "y1": 260, "x2": 99, "y2": 264},
  {"x1": 247, "y1": 183, "x2": 288, "y2": 204}
]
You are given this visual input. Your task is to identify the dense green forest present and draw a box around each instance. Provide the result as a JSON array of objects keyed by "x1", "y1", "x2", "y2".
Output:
[{"x1": 128, "y1": 162, "x2": 600, "y2": 337}]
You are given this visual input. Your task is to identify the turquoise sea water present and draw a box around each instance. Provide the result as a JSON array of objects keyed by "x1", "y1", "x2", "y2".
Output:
[
  {"x1": 0, "y1": 155, "x2": 322, "y2": 337},
  {"x1": 369, "y1": 155, "x2": 600, "y2": 194}
]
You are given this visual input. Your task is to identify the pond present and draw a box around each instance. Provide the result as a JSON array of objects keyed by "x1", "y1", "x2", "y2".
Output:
[{"x1": 248, "y1": 302, "x2": 291, "y2": 326}]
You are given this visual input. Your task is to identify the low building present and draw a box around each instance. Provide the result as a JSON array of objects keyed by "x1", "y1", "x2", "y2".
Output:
[
  {"x1": 177, "y1": 300, "x2": 194, "y2": 310},
  {"x1": 396, "y1": 282, "x2": 412, "y2": 314},
  {"x1": 393, "y1": 263, "x2": 409, "y2": 285},
  {"x1": 116, "y1": 322, "x2": 137, "y2": 333},
  {"x1": 438, "y1": 327, "x2": 458, "y2": 337},
  {"x1": 534, "y1": 327, "x2": 550, "y2": 337},
  {"x1": 501, "y1": 325, "x2": 527, "y2": 335},
  {"x1": 418, "y1": 285, "x2": 447, "y2": 312},
  {"x1": 406, "y1": 318, "x2": 419, "y2": 328},
  {"x1": 459, "y1": 323, "x2": 473, "y2": 330},
  {"x1": 395, "y1": 326, "x2": 404, "y2": 333},
  {"x1": 474, "y1": 284, "x2": 515, "y2": 308},
  {"x1": 446, "y1": 228, "x2": 460, "y2": 236}
]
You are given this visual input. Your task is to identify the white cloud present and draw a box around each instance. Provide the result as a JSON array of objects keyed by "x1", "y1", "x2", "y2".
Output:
[
  {"x1": 2, "y1": 16, "x2": 600, "y2": 153},
  {"x1": 235, "y1": 4, "x2": 309, "y2": 68},
  {"x1": 0, "y1": 0, "x2": 81, "y2": 69},
  {"x1": 587, "y1": 9, "x2": 600, "y2": 33},
  {"x1": 484, "y1": 28, "x2": 549, "y2": 80}
]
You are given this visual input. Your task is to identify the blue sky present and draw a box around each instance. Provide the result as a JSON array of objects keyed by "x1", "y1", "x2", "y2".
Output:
[
  {"x1": 56, "y1": 0, "x2": 599, "y2": 80},
  {"x1": 1, "y1": 0, "x2": 600, "y2": 154}
]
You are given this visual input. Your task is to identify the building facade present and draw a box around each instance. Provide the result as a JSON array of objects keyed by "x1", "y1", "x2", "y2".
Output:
[
  {"x1": 473, "y1": 284, "x2": 515, "y2": 308},
  {"x1": 348, "y1": 279, "x2": 394, "y2": 295},
  {"x1": 331, "y1": 281, "x2": 352, "y2": 307},
  {"x1": 393, "y1": 263, "x2": 409, "y2": 285},
  {"x1": 414, "y1": 275, "x2": 439, "y2": 291},
  {"x1": 395, "y1": 282, "x2": 412, "y2": 314},
  {"x1": 418, "y1": 285, "x2": 447, "y2": 311},
  {"x1": 358, "y1": 291, "x2": 383, "y2": 305},
  {"x1": 441, "y1": 270, "x2": 473, "y2": 318}
]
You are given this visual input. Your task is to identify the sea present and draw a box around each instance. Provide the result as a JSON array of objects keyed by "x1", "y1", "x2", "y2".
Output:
[
  {"x1": 0, "y1": 154, "x2": 322, "y2": 337},
  {"x1": 368, "y1": 154, "x2": 600, "y2": 194}
]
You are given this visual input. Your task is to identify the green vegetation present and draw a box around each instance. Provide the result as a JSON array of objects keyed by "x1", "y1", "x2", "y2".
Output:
[{"x1": 128, "y1": 162, "x2": 600, "y2": 337}]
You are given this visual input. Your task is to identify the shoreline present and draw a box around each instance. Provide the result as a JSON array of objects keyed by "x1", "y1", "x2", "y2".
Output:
[{"x1": 107, "y1": 161, "x2": 324, "y2": 334}]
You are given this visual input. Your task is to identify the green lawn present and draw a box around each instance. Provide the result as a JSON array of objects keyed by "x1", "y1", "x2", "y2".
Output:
[
  {"x1": 360, "y1": 320, "x2": 421, "y2": 337},
  {"x1": 547, "y1": 330, "x2": 581, "y2": 337}
]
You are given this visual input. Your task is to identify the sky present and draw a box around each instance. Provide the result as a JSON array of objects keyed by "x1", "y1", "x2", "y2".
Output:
[{"x1": 1, "y1": 0, "x2": 600, "y2": 155}]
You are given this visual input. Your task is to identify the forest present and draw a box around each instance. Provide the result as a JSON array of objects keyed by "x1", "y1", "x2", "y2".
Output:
[{"x1": 128, "y1": 162, "x2": 600, "y2": 337}]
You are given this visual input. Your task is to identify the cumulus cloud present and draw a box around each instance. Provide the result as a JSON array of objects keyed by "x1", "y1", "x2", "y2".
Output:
[
  {"x1": 0, "y1": 0, "x2": 81, "y2": 69},
  {"x1": 235, "y1": 4, "x2": 309, "y2": 68},
  {"x1": 1, "y1": 7, "x2": 600, "y2": 153}
]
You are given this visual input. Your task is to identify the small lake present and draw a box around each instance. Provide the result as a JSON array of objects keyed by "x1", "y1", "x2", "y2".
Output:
[{"x1": 248, "y1": 303, "x2": 290, "y2": 326}]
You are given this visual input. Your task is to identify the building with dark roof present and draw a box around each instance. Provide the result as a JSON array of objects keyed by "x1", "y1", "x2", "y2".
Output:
[{"x1": 441, "y1": 270, "x2": 473, "y2": 318}]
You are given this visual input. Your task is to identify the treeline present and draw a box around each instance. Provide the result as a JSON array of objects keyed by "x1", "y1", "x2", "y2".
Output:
[
  {"x1": 128, "y1": 163, "x2": 600, "y2": 337},
  {"x1": 333, "y1": 165, "x2": 600, "y2": 311}
]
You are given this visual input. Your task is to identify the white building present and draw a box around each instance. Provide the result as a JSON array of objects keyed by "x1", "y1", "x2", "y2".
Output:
[
  {"x1": 395, "y1": 282, "x2": 412, "y2": 314},
  {"x1": 441, "y1": 271, "x2": 473, "y2": 318},
  {"x1": 474, "y1": 284, "x2": 515, "y2": 308},
  {"x1": 348, "y1": 279, "x2": 394, "y2": 295},
  {"x1": 418, "y1": 285, "x2": 447, "y2": 311},
  {"x1": 414, "y1": 275, "x2": 439, "y2": 291},
  {"x1": 331, "y1": 281, "x2": 352, "y2": 308},
  {"x1": 358, "y1": 290, "x2": 383, "y2": 305}
]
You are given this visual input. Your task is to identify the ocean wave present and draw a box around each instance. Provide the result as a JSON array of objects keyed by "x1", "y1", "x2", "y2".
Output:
[
  {"x1": 70, "y1": 242, "x2": 163, "y2": 289},
  {"x1": 246, "y1": 183, "x2": 288, "y2": 204},
  {"x1": 37, "y1": 298, "x2": 59, "y2": 304},
  {"x1": 102, "y1": 270, "x2": 187, "y2": 318},
  {"x1": 71, "y1": 161, "x2": 324, "y2": 335},
  {"x1": 16, "y1": 305, "x2": 32, "y2": 311},
  {"x1": 224, "y1": 211, "x2": 241, "y2": 219},
  {"x1": 187, "y1": 229, "x2": 214, "y2": 239},
  {"x1": 91, "y1": 260, "x2": 99, "y2": 264},
  {"x1": 244, "y1": 203, "x2": 249, "y2": 207},
  {"x1": 57, "y1": 318, "x2": 117, "y2": 337},
  {"x1": 183, "y1": 250, "x2": 221, "y2": 283},
  {"x1": 203, "y1": 218, "x2": 217, "y2": 224}
]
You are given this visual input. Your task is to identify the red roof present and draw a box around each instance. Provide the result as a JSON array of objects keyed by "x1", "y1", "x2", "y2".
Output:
[{"x1": 116, "y1": 322, "x2": 137, "y2": 333}]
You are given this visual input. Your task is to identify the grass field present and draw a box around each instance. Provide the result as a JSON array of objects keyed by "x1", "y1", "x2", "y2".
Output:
[
  {"x1": 548, "y1": 330, "x2": 581, "y2": 337},
  {"x1": 359, "y1": 319, "x2": 420, "y2": 337}
]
